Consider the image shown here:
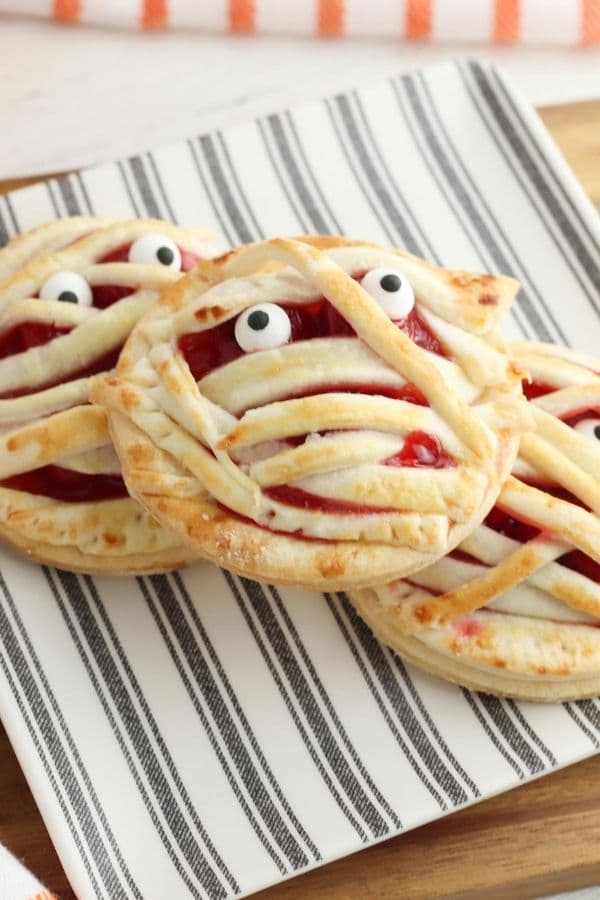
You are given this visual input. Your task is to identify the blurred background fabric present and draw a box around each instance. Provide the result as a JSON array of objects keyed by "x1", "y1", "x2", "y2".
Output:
[{"x1": 0, "y1": 0, "x2": 598, "y2": 44}]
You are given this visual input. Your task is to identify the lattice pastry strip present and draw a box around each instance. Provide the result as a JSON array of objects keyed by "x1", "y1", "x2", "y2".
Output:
[
  {"x1": 0, "y1": 217, "x2": 218, "y2": 574},
  {"x1": 93, "y1": 236, "x2": 530, "y2": 590},
  {"x1": 350, "y1": 342, "x2": 600, "y2": 701}
]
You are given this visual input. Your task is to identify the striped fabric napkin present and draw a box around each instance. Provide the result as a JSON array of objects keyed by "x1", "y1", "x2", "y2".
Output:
[
  {"x1": 0, "y1": 0, "x2": 598, "y2": 43},
  {"x1": 0, "y1": 59, "x2": 599, "y2": 899}
]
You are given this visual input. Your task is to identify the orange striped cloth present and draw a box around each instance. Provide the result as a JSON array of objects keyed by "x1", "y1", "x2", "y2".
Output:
[{"x1": 0, "y1": 0, "x2": 597, "y2": 43}]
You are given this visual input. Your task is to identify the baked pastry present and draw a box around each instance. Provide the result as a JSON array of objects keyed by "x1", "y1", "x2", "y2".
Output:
[
  {"x1": 350, "y1": 342, "x2": 600, "y2": 701},
  {"x1": 0, "y1": 218, "x2": 217, "y2": 573},
  {"x1": 92, "y1": 236, "x2": 531, "y2": 590},
  {"x1": 0, "y1": 216, "x2": 116, "y2": 283}
]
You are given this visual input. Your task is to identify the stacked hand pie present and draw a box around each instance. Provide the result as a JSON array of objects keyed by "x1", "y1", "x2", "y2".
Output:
[
  {"x1": 3, "y1": 224, "x2": 599, "y2": 700},
  {"x1": 0, "y1": 217, "x2": 218, "y2": 573}
]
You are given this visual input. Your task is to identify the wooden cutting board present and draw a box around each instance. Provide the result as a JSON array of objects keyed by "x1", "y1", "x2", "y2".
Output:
[{"x1": 0, "y1": 98, "x2": 599, "y2": 900}]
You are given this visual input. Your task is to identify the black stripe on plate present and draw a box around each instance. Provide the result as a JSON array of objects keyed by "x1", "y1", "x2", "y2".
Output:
[
  {"x1": 351, "y1": 91, "x2": 439, "y2": 261},
  {"x1": 388, "y1": 76, "x2": 530, "y2": 340},
  {"x1": 127, "y1": 156, "x2": 163, "y2": 219},
  {"x1": 459, "y1": 62, "x2": 599, "y2": 319},
  {"x1": 45, "y1": 181, "x2": 62, "y2": 218},
  {"x1": 505, "y1": 700, "x2": 556, "y2": 767},
  {"x1": 564, "y1": 702, "x2": 600, "y2": 749},
  {"x1": 1, "y1": 570, "x2": 138, "y2": 898},
  {"x1": 50, "y1": 569, "x2": 237, "y2": 899},
  {"x1": 266, "y1": 114, "x2": 331, "y2": 234},
  {"x1": 0, "y1": 206, "x2": 10, "y2": 246},
  {"x1": 237, "y1": 575, "x2": 400, "y2": 838},
  {"x1": 403, "y1": 72, "x2": 563, "y2": 344},
  {"x1": 117, "y1": 161, "x2": 142, "y2": 217},
  {"x1": 474, "y1": 693, "x2": 546, "y2": 775},
  {"x1": 198, "y1": 135, "x2": 255, "y2": 244},
  {"x1": 2, "y1": 194, "x2": 19, "y2": 236},
  {"x1": 334, "y1": 93, "x2": 424, "y2": 256},
  {"x1": 285, "y1": 110, "x2": 344, "y2": 234},
  {"x1": 56, "y1": 175, "x2": 83, "y2": 216},
  {"x1": 461, "y1": 691, "x2": 525, "y2": 779},
  {"x1": 216, "y1": 132, "x2": 265, "y2": 240},
  {"x1": 75, "y1": 172, "x2": 94, "y2": 216},
  {"x1": 330, "y1": 593, "x2": 478, "y2": 806},
  {"x1": 143, "y1": 572, "x2": 320, "y2": 871},
  {"x1": 256, "y1": 119, "x2": 310, "y2": 233},
  {"x1": 472, "y1": 62, "x2": 600, "y2": 303},
  {"x1": 146, "y1": 152, "x2": 178, "y2": 222},
  {"x1": 324, "y1": 97, "x2": 395, "y2": 245},
  {"x1": 187, "y1": 138, "x2": 235, "y2": 247},
  {"x1": 224, "y1": 571, "x2": 369, "y2": 841}
]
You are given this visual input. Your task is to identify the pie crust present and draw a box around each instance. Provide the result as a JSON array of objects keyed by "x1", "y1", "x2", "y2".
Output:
[
  {"x1": 0, "y1": 217, "x2": 217, "y2": 573},
  {"x1": 92, "y1": 236, "x2": 530, "y2": 589},
  {"x1": 350, "y1": 342, "x2": 600, "y2": 700}
]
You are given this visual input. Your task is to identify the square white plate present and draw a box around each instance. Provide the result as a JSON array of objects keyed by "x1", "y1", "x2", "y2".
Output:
[{"x1": 0, "y1": 59, "x2": 599, "y2": 899}]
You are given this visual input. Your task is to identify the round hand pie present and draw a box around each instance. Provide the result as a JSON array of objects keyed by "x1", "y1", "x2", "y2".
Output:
[
  {"x1": 92, "y1": 236, "x2": 530, "y2": 590},
  {"x1": 0, "y1": 217, "x2": 217, "y2": 574},
  {"x1": 350, "y1": 342, "x2": 600, "y2": 701}
]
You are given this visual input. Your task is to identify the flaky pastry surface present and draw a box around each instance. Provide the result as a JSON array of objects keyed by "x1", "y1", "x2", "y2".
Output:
[
  {"x1": 0, "y1": 217, "x2": 217, "y2": 573},
  {"x1": 93, "y1": 236, "x2": 529, "y2": 589},
  {"x1": 350, "y1": 342, "x2": 600, "y2": 700}
]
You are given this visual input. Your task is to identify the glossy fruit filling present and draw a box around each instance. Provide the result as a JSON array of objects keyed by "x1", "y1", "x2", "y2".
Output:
[
  {"x1": 485, "y1": 503, "x2": 599, "y2": 584},
  {"x1": 0, "y1": 342, "x2": 123, "y2": 400},
  {"x1": 259, "y1": 430, "x2": 453, "y2": 516},
  {"x1": 0, "y1": 320, "x2": 72, "y2": 360},
  {"x1": 522, "y1": 380, "x2": 556, "y2": 400},
  {"x1": 384, "y1": 431, "x2": 455, "y2": 468},
  {"x1": 562, "y1": 407, "x2": 600, "y2": 428},
  {"x1": 1, "y1": 465, "x2": 128, "y2": 502},
  {"x1": 179, "y1": 297, "x2": 445, "y2": 382}
]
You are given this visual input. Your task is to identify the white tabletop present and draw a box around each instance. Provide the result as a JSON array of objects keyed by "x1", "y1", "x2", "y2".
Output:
[{"x1": 0, "y1": 17, "x2": 598, "y2": 179}]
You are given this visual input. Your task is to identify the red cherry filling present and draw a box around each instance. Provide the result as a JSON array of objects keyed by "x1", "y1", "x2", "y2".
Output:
[
  {"x1": 484, "y1": 501, "x2": 599, "y2": 584},
  {"x1": 91, "y1": 284, "x2": 135, "y2": 310},
  {"x1": 384, "y1": 431, "x2": 455, "y2": 468},
  {"x1": 262, "y1": 485, "x2": 397, "y2": 515},
  {"x1": 259, "y1": 430, "x2": 453, "y2": 516},
  {"x1": 562, "y1": 406, "x2": 600, "y2": 428},
  {"x1": 1, "y1": 465, "x2": 128, "y2": 502},
  {"x1": 285, "y1": 382, "x2": 429, "y2": 406},
  {"x1": 0, "y1": 320, "x2": 72, "y2": 360},
  {"x1": 522, "y1": 379, "x2": 556, "y2": 400},
  {"x1": 98, "y1": 242, "x2": 199, "y2": 271},
  {"x1": 179, "y1": 298, "x2": 445, "y2": 382}
]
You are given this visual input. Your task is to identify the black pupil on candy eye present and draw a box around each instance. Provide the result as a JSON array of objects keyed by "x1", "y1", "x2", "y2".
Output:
[
  {"x1": 595, "y1": 425, "x2": 600, "y2": 440},
  {"x1": 58, "y1": 291, "x2": 78, "y2": 303},
  {"x1": 157, "y1": 246, "x2": 174, "y2": 266},
  {"x1": 248, "y1": 310, "x2": 270, "y2": 331},
  {"x1": 380, "y1": 273, "x2": 401, "y2": 292}
]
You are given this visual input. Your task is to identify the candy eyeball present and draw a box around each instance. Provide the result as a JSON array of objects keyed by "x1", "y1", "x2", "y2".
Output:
[
  {"x1": 128, "y1": 234, "x2": 181, "y2": 270},
  {"x1": 234, "y1": 303, "x2": 292, "y2": 352},
  {"x1": 39, "y1": 271, "x2": 93, "y2": 306},
  {"x1": 573, "y1": 417, "x2": 600, "y2": 443},
  {"x1": 361, "y1": 267, "x2": 415, "y2": 319}
]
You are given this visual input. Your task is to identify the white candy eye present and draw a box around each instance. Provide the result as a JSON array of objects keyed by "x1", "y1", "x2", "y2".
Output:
[
  {"x1": 128, "y1": 234, "x2": 181, "y2": 270},
  {"x1": 573, "y1": 417, "x2": 600, "y2": 443},
  {"x1": 234, "y1": 303, "x2": 291, "y2": 353},
  {"x1": 39, "y1": 271, "x2": 92, "y2": 306},
  {"x1": 361, "y1": 267, "x2": 415, "y2": 319}
]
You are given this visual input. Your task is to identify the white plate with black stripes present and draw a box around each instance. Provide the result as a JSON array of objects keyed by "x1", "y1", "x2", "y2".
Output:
[{"x1": 0, "y1": 59, "x2": 598, "y2": 900}]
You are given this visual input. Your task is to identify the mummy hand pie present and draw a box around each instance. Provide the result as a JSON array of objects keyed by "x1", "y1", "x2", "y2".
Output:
[
  {"x1": 350, "y1": 342, "x2": 600, "y2": 701},
  {"x1": 92, "y1": 236, "x2": 530, "y2": 590},
  {"x1": 0, "y1": 217, "x2": 217, "y2": 574}
]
